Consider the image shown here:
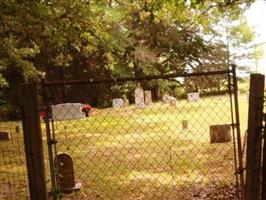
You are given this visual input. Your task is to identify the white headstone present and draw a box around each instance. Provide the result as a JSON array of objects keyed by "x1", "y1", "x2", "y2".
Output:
[
  {"x1": 135, "y1": 85, "x2": 145, "y2": 108},
  {"x1": 187, "y1": 92, "x2": 200, "y2": 102},
  {"x1": 144, "y1": 90, "x2": 152, "y2": 105},
  {"x1": 52, "y1": 103, "x2": 84, "y2": 121},
  {"x1": 112, "y1": 98, "x2": 124, "y2": 108}
]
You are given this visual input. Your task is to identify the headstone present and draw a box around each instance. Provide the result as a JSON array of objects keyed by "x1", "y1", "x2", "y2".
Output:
[
  {"x1": 55, "y1": 153, "x2": 82, "y2": 193},
  {"x1": 52, "y1": 103, "x2": 84, "y2": 121},
  {"x1": 112, "y1": 98, "x2": 124, "y2": 109},
  {"x1": 210, "y1": 124, "x2": 232, "y2": 143},
  {"x1": 135, "y1": 84, "x2": 145, "y2": 108},
  {"x1": 162, "y1": 94, "x2": 176, "y2": 106},
  {"x1": 124, "y1": 99, "x2": 129, "y2": 107},
  {"x1": 0, "y1": 132, "x2": 11, "y2": 140},
  {"x1": 182, "y1": 120, "x2": 188, "y2": 131},
  {"x1": 169, "y1": 98, "x2": 176, "y2": 106},
  {"x1": 144, "y1": 90, "x2": 152, "y2": 106},
  {"x1": 187, "y1": 92, "x2": 200, "y2": 102},
  {"x1": 15, "y1": 126, "x2": 20, "y2": 133}
]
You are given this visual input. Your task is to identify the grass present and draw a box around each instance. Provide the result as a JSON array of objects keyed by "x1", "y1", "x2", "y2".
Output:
[
  {"x1": 0, "y1": 94, "x2": 249, "y2": 200},
  {"x1": 50, "y1": 94, "x2": 248, "y2": 200}
]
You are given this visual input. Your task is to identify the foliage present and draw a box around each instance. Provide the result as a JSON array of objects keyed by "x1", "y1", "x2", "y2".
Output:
[{"x1": 0, "y1": 0, "x2": 256, "y2": 105}]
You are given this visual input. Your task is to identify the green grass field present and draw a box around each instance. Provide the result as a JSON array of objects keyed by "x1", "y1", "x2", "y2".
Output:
[
  {"x1": 49, "y1": 94, "x2": 248, "y2": 200},
  {"x1": 0, "y1": 94, "x2": 249, "y2": 200}
]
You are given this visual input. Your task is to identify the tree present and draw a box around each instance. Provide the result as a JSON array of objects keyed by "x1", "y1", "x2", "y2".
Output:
[{"x1": 0, "y1": 0, "x2": 256, "y2": 106}]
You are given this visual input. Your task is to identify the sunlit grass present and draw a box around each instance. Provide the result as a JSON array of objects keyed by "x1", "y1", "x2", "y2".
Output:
[{"x1": 0, "y1": 94, "x2": 249, "y2": 200}]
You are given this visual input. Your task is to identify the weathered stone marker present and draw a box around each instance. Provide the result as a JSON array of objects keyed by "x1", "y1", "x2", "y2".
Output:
[
  {"x1": 123, "y1": 95, "x2": 129, "y2": 107},
  {"x1": 135, "y1": 84, "x2": 145, "y2": 108},
  {"x1": 144, "y1": 90, "x2": 152, "y2": 106},
  {"x1": 210, "y1": 124, "x2": 231, "y2": 143},
  {"x1": 55, "y1": 153, "x2": 81, "y2": 193},
  {"x1": 15, "y1": 126, "x2": 20, "y2": 133},
  {"x1": 187, "y1": 92, "x2": 200, "y2": 102},
  {"x1": 112, "y1": 98, "x2": 124, "y2": 109},
  {"x1": 162, "y1": 94, "x2": 177, "y2": 106},
  {"x1": 182, "y1": 120, "x2": 188, "y2": 131},
  {"x1": 0, "y1": 131, "x2": 11, "y2": 140}
]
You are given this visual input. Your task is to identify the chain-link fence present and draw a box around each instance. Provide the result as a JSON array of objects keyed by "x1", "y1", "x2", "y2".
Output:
[
  {"x1": 43, "y1": 69, "x2": 243, "y2": 200},
  {"x1": 0, "y1": 112, "x2": 29, "y2": 199}
]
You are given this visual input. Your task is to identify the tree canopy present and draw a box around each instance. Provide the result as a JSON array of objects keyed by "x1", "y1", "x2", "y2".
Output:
[{"x1": 0, "y1": 0, "x2": 256, "y2": 106}]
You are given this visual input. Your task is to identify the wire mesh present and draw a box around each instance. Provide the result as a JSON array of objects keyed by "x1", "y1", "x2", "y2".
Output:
[
  {"x1": 0, "y1": 113, "x2": 30, "y2": 200},
  {"x1": 44, "y1": 72, "x2": 242, "y2": 200}
]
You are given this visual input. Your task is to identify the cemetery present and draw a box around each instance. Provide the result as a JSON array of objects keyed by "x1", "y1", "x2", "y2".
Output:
[
  {"x1": 0, "y1": 0, "x2": 264, "y2": 199},
  {"x1": 43, "y1": 91, "x2": 248, "y2": 199},
  {"x1": 0, "y1": 76, "x2": 251, "y2": 200}
]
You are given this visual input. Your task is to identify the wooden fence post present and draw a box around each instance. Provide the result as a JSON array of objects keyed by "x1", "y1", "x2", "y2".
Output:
[
  {"x1": 245, "y1": 74, "x2": 265, "y2": 200},
  {"x1": 21, "y1": 82, "x2": 48, "y2": 200}
]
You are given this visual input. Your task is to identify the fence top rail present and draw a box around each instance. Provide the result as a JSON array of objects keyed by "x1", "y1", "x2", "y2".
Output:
[{"x1": 43, "y1": 69, "x2": 232, "y2": 87}]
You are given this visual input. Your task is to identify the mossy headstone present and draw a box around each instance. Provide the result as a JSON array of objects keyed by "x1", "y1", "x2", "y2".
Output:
[{"x1": 210, "y1": 124, "x2": 231, "y2": 143}]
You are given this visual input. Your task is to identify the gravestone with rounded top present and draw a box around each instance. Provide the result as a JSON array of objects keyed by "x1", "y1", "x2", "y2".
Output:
[{"x1": 55, "y1": 153, "x2": 81, "y2": 193}]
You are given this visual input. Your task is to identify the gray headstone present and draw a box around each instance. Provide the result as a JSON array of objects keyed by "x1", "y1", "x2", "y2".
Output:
[
  {"x1": 162, "y1": 94, "x2": 176, "y2": 106},
  {"x1": 0, "y1": 132, "x2": 11, "y2": 140},
  {"x1": 112, "y1": 98, "x2": 124, "y2": 108},
  {"x1": 52, "y1": 103, "x2": 84, "y2": 121},
  {"x1": 55, "y1": 153, "x2": 81, "y2": 192},
  {"x1": 135, "y1": 84, "x2": 145, "y2": 108},
  {"x1": 144, "y1": 90, "x2": 152, "y2": 106}
]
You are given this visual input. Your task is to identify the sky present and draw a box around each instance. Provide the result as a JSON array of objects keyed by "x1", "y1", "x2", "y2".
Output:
[{"x1": 244, "y1": 0, "x2": 266, "y2": 74}]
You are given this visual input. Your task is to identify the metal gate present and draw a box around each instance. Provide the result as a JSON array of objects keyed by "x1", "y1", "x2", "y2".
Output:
[{"x1": 42, "y1": 65, "x2": 244, "y2": 200}]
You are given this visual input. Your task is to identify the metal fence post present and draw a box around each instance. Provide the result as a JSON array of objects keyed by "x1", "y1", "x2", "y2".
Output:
[
  {"x1": 245, "y1": 74, "x2": 265, "y2": 200},
  {"x1": 262, "y1": 116, "x2": 266, "y2": 200},
  {"x1": 21, "y1": 82, "x2": 48, "y2": 200},
  {"x1": 232, "y1": 64, "x2": 245, "y2": 197}
]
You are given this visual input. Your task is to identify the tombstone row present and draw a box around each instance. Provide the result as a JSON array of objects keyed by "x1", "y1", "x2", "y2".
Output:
[{"x1": 112, "y1": 85, "x2": 152, "y2": 109}]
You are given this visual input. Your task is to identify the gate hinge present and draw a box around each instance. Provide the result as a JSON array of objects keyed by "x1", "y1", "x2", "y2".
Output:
[
  {"x1": 236, "y1": 167, "x2": 246, "y2": 175},
  {"x1": 48, "y1": 139, "x2": 57, "y2": 145}
]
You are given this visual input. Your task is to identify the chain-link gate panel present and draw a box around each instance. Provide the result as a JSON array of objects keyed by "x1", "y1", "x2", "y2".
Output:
[{"x1": 43, "y1": 69, "x2": 243, "y2": 200}]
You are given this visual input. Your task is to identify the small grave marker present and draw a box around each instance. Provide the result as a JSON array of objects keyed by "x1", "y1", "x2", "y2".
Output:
[
  {"x1": 162, "y1": 94, "x2": 176, "y2": 106},
  {"x1": 0, "y1": 131, "x2": 11, "y2": 140},
  {"x1": 15, "y1": 126, "x2": 20, "y2": 133},
  {"x1": 55, "y1": 153, "x2": 81, "y2": 193},
  {"x1": 210, "y1": 124, "x2": 232, "y2": 143},
  {"x1": 182, "y1": 120, "x2": 188, "y2": 131},
  {"x1": 144, "y1": 90, "x2": 152, "y2": 106},
  {"x1": 123, "y1": 95, "x2": 129, "y2": 107},
  {"x1": 187, "y1": 92, "x2": 200, "y2": 102},
  {"x1": 112, "y1": 98, "x2": 124, "y2": 108}
]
